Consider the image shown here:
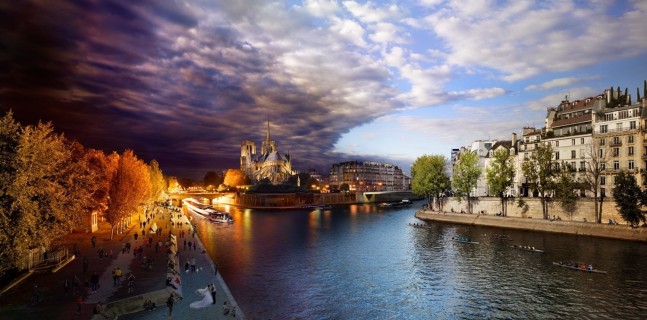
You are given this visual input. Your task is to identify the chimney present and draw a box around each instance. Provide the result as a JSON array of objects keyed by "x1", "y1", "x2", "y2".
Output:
[{"x1": 511, "y1": 132, "x2": 517, "y2": 146}]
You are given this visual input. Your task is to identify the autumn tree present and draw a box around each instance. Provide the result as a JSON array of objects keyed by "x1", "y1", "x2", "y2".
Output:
[
  {"x1": 486, "y1": 148, "x2": 515, "y2": 216},
  {"x1": 148, "y1": 159, "x2": 166, "y2": 202},
  {"x1": 582, "y1": 138, "x2": 609, "y2": 223},
  {"x1": 522, "y1": 143, "x2": 555, "y2": 220},
  {"x1": 0, "y1": 111, "x2": 22, "y2": 274},
  {"x1": 223, "y1": 169, "x2": 250, "y2": 187},
  {"x1": 452, "y1": 150, "x2": 481, "y2": 213},
  {"x1": 105, "y1": 150, "x2": 151, "y2": 239},
  {"x1": 411, "y1": 155, "x2": 451, "y2": 211}
]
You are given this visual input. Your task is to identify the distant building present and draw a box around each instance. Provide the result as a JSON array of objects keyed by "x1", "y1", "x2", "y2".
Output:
[
  {"x1": 329, "y1": 161, "x2": 410, "y2": 191},
  {"x1": 240, "y1": 120, "x2": 294, "y2": 184}
]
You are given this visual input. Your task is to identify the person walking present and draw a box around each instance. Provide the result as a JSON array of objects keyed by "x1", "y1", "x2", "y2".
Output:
[
  {"x1": 32, "y1": 284, "x2": 42, "y2": 305},
  {"x1": 134, "y1": 232, "x2": 138, "y2": 241},
  {"x1": 73, "y1": 275, "x2": 81, "y2": 296},
  {"x1": 209, "y1": 283, "x2": 216, "y2": 304},
  {"x1": 127, "y1": 273, "x2": 135, "y2": 293},
  {"x1": 115, "y1": 267, "x2": 123, "y2": 286},
  {"x1": 90, "y1": 272, "x2": 99, "y2": 293},
  {"x1": 166, "y1": 294, "x2": 175, "y2": 319},
  {"x1": 75, "y1": 295, "x2": 84, "y2": 315},
  {"x1": 91, "y1": 236, "x2": 96, "y2": 248},
  {"x1": 83, "y1": 256, "x2": 88, "y2": 274},
  {"x1": 190, "y1": 257, "x2": 196, "y2": 273}
]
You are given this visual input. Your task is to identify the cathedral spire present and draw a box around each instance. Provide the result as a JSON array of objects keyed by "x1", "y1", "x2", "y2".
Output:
[{"x1": 266, "y1": 115, "x2": 271, "y2": 142}]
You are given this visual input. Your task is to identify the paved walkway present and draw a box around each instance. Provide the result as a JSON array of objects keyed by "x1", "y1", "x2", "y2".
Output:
[{"x1": 0, "y1": 205, "x2": 244, "y2": 320}]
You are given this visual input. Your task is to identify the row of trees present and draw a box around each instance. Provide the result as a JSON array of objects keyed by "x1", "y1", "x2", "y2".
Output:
[
  {"x1": 0, "y1": 111, "x2": 165, "y2": 274},
  {"x1": 411, "y1": 139, "x2": 645, "y2": 224}
]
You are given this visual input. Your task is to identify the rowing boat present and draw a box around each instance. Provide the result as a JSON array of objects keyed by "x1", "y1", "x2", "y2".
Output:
[
  {"x1": 453, "y1": 236, "x2": 479, "y2": 244},
  {"x1": 509, "y1": 245, "x2": 544, "y2": 253},
  {"x1": 552, "y1": 262, "x2": 607, "y2": 274}
]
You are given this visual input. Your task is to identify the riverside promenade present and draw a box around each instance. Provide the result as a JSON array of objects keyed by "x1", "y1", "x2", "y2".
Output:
[
  {"x1": 0, "y1": 205, "x2": 244, "y2": 320},
  {"x1": 416, "y1": 209, "x2": 647, "y2": 242}
]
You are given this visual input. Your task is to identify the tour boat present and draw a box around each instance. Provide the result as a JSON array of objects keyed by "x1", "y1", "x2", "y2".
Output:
[
  {"x1": 183, "y1": 198, "x2": 234, "y2": 224},
  {"x1": 552, "y1": 262, "x2": 607, "y2": 274}
]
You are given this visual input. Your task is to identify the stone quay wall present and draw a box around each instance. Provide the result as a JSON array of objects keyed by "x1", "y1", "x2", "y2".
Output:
[
  {"x1": 438, "y1": 197, "x2": 623, "y2": 223},
  {"x1": 415, "y1": 210, "x2": 647, "y2": 242}
]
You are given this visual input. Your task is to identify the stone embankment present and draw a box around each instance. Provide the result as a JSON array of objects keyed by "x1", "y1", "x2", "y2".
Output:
[{"x1": 416, "y1": 210, "x2": 647, "y2": 242}]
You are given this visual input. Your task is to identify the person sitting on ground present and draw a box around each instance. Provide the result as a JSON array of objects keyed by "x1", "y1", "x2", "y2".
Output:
[{"x1": 143, "y1": 299, "x2": 157, "y2": 311}]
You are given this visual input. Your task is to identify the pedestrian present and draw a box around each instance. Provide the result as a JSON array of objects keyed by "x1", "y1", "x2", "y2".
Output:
[
  {"x1": 32, "y1": 284, "x2": 42, "y2": 305},
  {"x1": 127, "y1": 273, "x2": 135, "y2": 293},
  {"x1": 115, "y1": 267, "x2": 123, "y2": 286},
  {"x1": 112, "y1": 268, "x2": 117, "y2": 286},
  {"x1": 91, "y1": 236, "x2": 96, "y2": 248},
  {"x1": 134, "y1": 232, "x2": 138, "y2": 241},
  {"x1": 83, "y1": 256, "x2": 88, "y2": 273},
  {"x1": 73, "y1": 275, "x2": 81, "y2": 296},
  {"x1": 64, "y1": 278, "x2": 70, "y2": 295},
  {"x1": 193, "y1": 242, "x2": 196, "y2": 251},
  {"x1": 166, "y1": 294, "x2": 175, "y2": 319},
  {"x1": 223, "y1": 301, "x2": 230, "y2": 315},
  {"x1": 190, "y1": 257, "x2": 196, "y2": 273},
  {"x1": 214, "y1": 262, "x2": 218, "y2": 276},
  {"x1": 188, "y1": 241, "x2": 192, "y2": 251},
  {"x1": 183, "y1": 239, "x2": 187, "y2": 251},
  {"x1": 75, "y1": 295, "x2": 84, "y2": 314},
  {"x1": 209, "y1": 283, "x2": 216, "y2": 304},
  {"x1": 184, "y1": 260, "x2": 190, "y2": 273},
  {"x1": 91, "y1": 272, "x2": 99, "y2": 293}
]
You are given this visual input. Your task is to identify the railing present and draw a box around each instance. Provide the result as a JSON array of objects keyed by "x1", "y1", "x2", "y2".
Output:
[{"x1": 594, "y1": 126, "x2": 640, "y2": 134}]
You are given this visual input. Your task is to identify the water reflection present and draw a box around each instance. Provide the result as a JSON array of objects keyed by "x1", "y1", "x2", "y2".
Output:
[{"x1": 191, "y1": 202, "x2": 647, "y2": 319}]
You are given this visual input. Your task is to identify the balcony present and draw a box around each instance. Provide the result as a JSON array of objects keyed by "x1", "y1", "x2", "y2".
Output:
[{"x1": 609, "y1": 141, "x2": 622, "y2": 147}]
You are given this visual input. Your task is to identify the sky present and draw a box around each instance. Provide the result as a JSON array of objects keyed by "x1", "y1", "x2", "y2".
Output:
[{"x1": 1, "y1": 0, "x2": 647, "y2": 180}]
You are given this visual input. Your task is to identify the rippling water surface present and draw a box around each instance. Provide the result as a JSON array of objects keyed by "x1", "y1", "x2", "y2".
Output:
[{"x1": 191, "y1": 202, "x2": 647, "y2": 319}]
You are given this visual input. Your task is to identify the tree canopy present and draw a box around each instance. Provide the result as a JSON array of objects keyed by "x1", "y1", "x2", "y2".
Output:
[
  {"x1": 522, "y1": 143, "x2": 555, "y2": 219},
  {"x1": 486, "y1": 148, "x2": 515, "y2": 216},
  {"x1": 452, "y1": 150, "x2": 480, "y2": 213},
  {"x1": 223, "y1": 169, "x2": 250, "y2": 187},
  {"x1": 411, "y1": 154, "x2": 450, "y2": 211},
  {"x1": 613, "y1": 171, "x2": 645, "y2": 227}
]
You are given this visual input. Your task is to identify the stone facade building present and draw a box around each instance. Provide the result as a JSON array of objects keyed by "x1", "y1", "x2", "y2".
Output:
[{"x1": 329, "y1": 161, "x2": 410, "y2": 191}]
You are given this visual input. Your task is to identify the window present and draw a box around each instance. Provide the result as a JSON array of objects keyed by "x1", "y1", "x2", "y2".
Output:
[
  {"x1": 616, "y1": 123, "x2": 622, "y2": 131},
  {"x1": 571, "y1": 150, "x2": 576, "y2": 159},
  {"x1": 599, "y1": 149, "x2": 604, "y2": 158},
  {"x1": 580, "y1": 161, "x2": 585, "y2": 171},
  {"x1": 572, "y1": 139, "x2": 575, "y2": 146},
  {"x1": 600, "y1": 125, "x2": 608, "y2": 133},
  {"x1": 630, "y1": 121, "x2": 637, "y2": 130},
  {"x1": 629, "y1": 135, "x2": 635, "y2": 143},
  {"x1": 581, "y1": 138, "x2": 584, "y2": 144},
  {"x1": 613, "y1": 147, "x2": 620, "y2": 157},
  {"x1": 600, "y1": 163, "x2": 606, "y2": 171},
  {"x1": 556, "y1": 141, "x2": 559, "y2": 147},
  {"x1": 629, "y1": 160, "x2": 635, "y2": 170},
  {"x1": 614, "y1": 161, "x2": 620, "y2": 170},
  {"x1": 601, "y1": 176, "x2": 606, "y2": 185},
  {"x1": 629, "y1": 146, "x2": 634, "y2": 156},
  {"x1": 601, "y1": 188, "x2": 606, "y2": 197},
  {"x1": 555, "y1": 152, "x2": 560, "y2": 160},
  {"x1": 600, "y1": 138, "x2": 605, "y2": 146},
  {"x1": 613, "y1": 136, "x2": 621, "y2": 145}
]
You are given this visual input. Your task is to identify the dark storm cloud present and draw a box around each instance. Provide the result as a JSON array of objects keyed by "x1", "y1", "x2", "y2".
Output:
[{"x1": 0, "y1": 1, "x2": 402, "y2": 179}]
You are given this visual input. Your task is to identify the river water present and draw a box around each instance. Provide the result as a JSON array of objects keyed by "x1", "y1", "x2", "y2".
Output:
[{"x1": 191, "y1": 202, "x2": 647, "y2": 319}]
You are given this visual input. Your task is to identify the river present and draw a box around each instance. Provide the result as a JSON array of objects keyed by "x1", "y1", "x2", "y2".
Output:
[{"x1": 190, "y1": 202, "x2": 647, "y2": 319}]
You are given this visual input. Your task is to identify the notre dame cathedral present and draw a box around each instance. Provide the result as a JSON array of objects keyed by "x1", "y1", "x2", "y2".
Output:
[{"x1": 240, "y1": 120, "x2": 293, "y2": 184}]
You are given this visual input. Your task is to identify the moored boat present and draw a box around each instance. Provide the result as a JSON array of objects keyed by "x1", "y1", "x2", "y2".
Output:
[
  {"x1": 553, "y1": 262, "x2": 607, "y2": 274},
  {"x1": 379, "y1": 199, "x2": 412, "y2": 208},
  {"x1": 453, "y1": 236, "x2": 479, "y2": 244}
]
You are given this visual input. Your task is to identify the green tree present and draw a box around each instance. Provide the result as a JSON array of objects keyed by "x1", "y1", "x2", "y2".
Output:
[
  {"x1": 553, "y1": 163, "x2": 579, "y2": 220},
  {"x1": 582, "y1": 138, "x2": 609, "y2": 223},
  {"x1": 203, "y1": 171, "x2": 222, "y2": 191},
  {"x1": 452, "y1": 150, "x2": 481, "y2": 213},
  {"x1": 522, "y1": 143, "x2": 555, "y2": 220},
  {"x1": 613, "y1": 171, "x2": 645, "y2": 227},
  {"x1": 486, "y1": 148, "x2": 515, "y2": 216},
  {"x1": 411, "y1": 155, "x2": 450, "y2": 211},
  {"x1": 105, "y1": 150, "x2": 151, "y2": 239}
]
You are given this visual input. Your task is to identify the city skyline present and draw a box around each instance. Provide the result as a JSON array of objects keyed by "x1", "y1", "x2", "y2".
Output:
[{"x1": 1, "y1": 1, "x2": 647, "y2": 179}]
